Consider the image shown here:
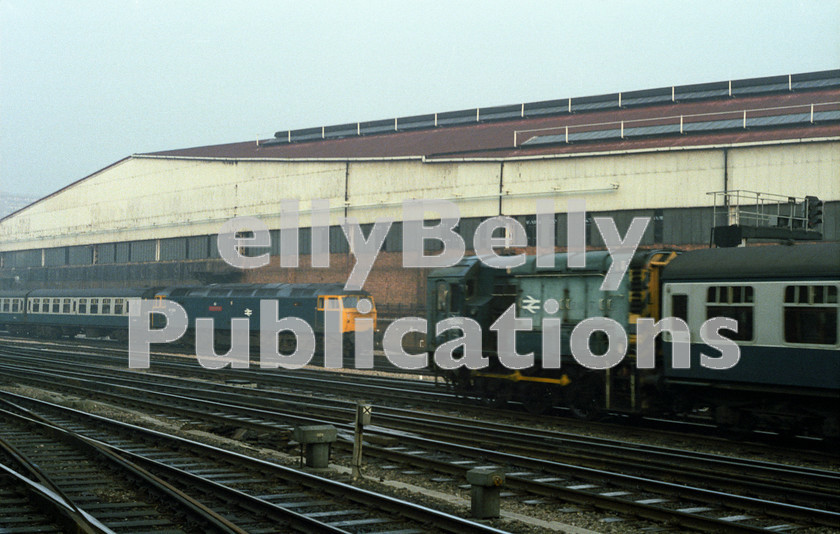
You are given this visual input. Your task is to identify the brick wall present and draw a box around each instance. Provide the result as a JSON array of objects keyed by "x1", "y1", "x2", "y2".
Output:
[{"x1": 242, "y1": 251, "x2": 430, "y2": 312}]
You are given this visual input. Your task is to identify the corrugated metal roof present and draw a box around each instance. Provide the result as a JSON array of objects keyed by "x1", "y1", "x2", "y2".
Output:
[{"x1": 142, "y1": 70, "x2": 840, "y2": 162}]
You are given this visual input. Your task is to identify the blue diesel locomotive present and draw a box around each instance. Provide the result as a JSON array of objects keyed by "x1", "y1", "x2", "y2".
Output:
[{"x1": 0, "y1": 283, "x2": 375, "y2": 354}]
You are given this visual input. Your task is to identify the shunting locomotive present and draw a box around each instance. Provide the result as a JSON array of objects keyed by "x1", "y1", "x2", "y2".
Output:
[{"x1": 427, "y1": 243, "x2": 840, "y2": 438}]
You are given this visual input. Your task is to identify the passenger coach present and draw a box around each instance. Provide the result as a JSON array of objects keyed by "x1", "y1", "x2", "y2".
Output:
[
  {"x1": 661, "y1": 243, "x2": 840, "y2": 435},
  {"x1": 0, "y1": 290, "x2": 29, "y2": 335},
  {"x1": 24, "y1": 288, "x2": 156, "y2": 340}
]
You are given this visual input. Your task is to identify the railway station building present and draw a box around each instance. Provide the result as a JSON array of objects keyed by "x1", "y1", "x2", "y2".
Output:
[{"x1": 1, "y1": 70, "x2": 838, "y2": 312}]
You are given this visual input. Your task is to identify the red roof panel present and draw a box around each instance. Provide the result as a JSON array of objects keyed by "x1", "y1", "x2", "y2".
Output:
[{"x1": 144, "y1": 88, "x2": 840, "y2": 161}]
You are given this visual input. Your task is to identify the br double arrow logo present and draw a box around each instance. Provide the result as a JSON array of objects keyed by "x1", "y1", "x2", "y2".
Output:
[{"x1": 520, "y1": 295, "x2": 540, "y2": 313}]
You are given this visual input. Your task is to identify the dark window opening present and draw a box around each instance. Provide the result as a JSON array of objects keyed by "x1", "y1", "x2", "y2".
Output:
[
  {"x1": 706, "y1": 305, "x2": 753, "y2": 341},
  {"x1": 784, "y1": 308, "x2": 837, "y2": 345},
  {"x1": 653, "y1": 209, "x2": 664, "y2": 243},
  {"x1": 671, "y1": 294, "x2": 688, "y2": 322}
]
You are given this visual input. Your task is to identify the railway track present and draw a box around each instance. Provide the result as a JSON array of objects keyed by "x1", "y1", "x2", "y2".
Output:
[
  {"x1": 1, "y1": 342, "x2": 838, "y2": 532},
  {"x1": 0, "y1": 461, "x2": 100, "y2": 534},
  {"x1": 1, "y1": 335, "x2": 835, "y2": 458},
  {"x1": 0, "y1": 391, "x2": 507, "y2": 534},
  {"x1": 0, "y1": 402, "x2": 262, "y2": 534}
]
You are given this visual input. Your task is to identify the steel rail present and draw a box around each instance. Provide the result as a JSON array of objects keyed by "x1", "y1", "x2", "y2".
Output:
[
  {"x1": 4, "y1": 337, "x2": 835, "y2": 459},
  {"x1": 0, "y1": 461, "x2": 115, "y2": 534},
  {"x1": 0, "y1": 389, "x2": 509, "y2": 534},
  {"x1": 2, "y1": 356, "x2": 836, "y2": 506},
  {"x1": 2, "y1": 359, "x2": 837, "y2": 532}
]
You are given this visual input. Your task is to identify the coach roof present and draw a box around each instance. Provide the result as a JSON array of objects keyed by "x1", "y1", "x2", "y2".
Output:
[{"x1": 661, "y1": 243, "x2": 840, "y2": 282}]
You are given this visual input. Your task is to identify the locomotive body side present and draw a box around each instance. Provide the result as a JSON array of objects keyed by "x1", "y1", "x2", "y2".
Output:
[
  {"x1": 427, "y1": 250, "x2": 676, "y2": 416},
  {"x1": 160, "y1": 283, "x2": 375, "y2": 335},
  {"x1": 158, "y1": 283, "x2": 376, "y2": 358}
]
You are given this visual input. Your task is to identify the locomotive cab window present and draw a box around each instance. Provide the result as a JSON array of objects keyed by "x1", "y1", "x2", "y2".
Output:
[
  {"x1": 706, "y1": 285, "x2": 754, "y2": 341},
  {"x1": 449, "y1": 284, "x2": 463, "y2": 313},
  {"x1": 784, "y1": 285, "x2": 838, "y2": 345},
  {"x1": 465, "y1": 278, "x2": 477, "y2": 300},
  {"x1": 318, "y1": 297, "x2": 340, "y2": 310},
  {"x1": 436, "y1": 281, "x2": 450, "y2": 312}
]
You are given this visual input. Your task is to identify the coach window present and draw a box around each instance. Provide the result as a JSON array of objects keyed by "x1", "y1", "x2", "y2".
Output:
[
  {"x1": 784, "y1": 285, "x2": 838, "y2": 345},
  {"x1": 30, "y1": 299, "x2": 38, "y2": 313},
  {"x1": 706, "y1": 285, "x2": 754, "y2": 341},
  {"x1": 102, "y1": 299, "x2": 111, "y2": 315},
  {"x1": 52, "y1": 299, "x2": 60, "y2": 313},
  {"x1": 78, "y1": 299, "x2": 87, "y2": 314},
  {"x1": 114, "y1": 299, "x2": 123, "y2": 315},
  {"x1": 90, "y1": 298, "x2": 99, "y2": 314},
  {"x1": 11, "y1": 299, "x2": 19, "y2": 313},
  {"x1": 63, "y1": 299, "x2": 71, "y2": 314},
  {"x1": 671, "y1": 294, "x2": 688, "y2": 323}
]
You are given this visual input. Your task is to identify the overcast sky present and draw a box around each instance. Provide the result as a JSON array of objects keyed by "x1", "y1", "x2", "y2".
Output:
[{"x1": 1, "y1": 0, "x2": 838, "y2": 198}]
